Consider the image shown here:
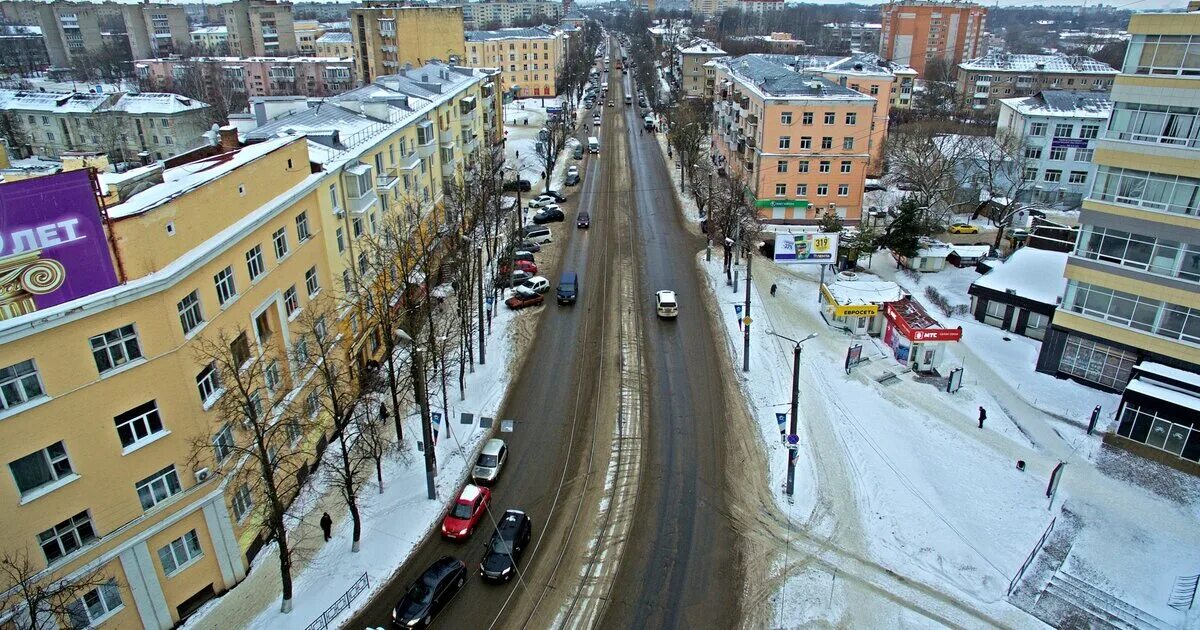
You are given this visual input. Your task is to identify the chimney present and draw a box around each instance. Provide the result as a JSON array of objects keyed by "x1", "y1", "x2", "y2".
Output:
[{"x1": 218, "y1": 125, "x2": 239, "y2": 151}]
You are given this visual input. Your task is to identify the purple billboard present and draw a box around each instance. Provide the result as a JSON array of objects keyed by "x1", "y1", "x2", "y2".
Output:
[{"x1": 0, "y1": 169, "x2": 118, "y2": 318}]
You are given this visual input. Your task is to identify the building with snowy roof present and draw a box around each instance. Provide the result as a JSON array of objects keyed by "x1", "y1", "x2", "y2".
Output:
[
  {"x1": 820, "y1": 272, "x2": 905, "y2": 335},
  {"x1": 1115, "y1": 362, "x2": 1200, "y2": 473},
  {"x1": 465, "y1": 26, "x2": 565, "y2": 98},
  {"x1": 673, "y1": 39, "x2": 725, "y2": 98},
  {"x1": 136, "y1": 56, "x2": 358, "y2": 99},
  {"x1": 315, "y1": 31, "x2": 354, "y2": 58},
  {"x1": 0, "y1": 89, "x2": 211, "y2": 162},
  {"x1": 821, "y1": 22, "x2": 881, "y2": 54},
  {"x1": 957, "y1": 51, "x2": 1117, "y2": 110},
  {"x1": 967, "y1": 246, "x2": 1067, "y2": 340},
  {"x1": 0, "y1": 24, "x2": 50, "y2": 74}
]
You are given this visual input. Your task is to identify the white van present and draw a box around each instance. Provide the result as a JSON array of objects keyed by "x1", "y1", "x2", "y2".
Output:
[{"x1": 588, "y1": 136, "x2": 600, "y2": 154}]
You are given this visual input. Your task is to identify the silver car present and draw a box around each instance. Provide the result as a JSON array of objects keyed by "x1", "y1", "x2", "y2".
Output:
[{"x1": 472, "y1": 439, "x2": 508, "y2": 483}]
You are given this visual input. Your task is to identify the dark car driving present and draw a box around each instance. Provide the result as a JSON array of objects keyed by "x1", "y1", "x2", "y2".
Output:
[
  {"x1": 480, "y1": 510, "x2": 532, "y2": 582},
  {"x1": 392, "y1": 556, "x2": 466, "y2": 628},
  {"x1": 576, "y1": 211, "x2": 590, "y2": 229}
]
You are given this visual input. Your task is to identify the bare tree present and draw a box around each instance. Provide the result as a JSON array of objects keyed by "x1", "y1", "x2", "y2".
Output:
[
  {"x1": 883, "y1": 122, "x2": 975, "y2": 229},
  {"x1": 189, "y1": 330, "x2": 317, "y2": 614},
  {"x1": 666, "y1": 98, "x2": 710, "y2": 192},
  {"x1": 0, "y1": 112, "x2": 31, "y2": 158},
  {"x1": 689, "y1": 160, "x2": 719, "y2": 221},
  {"x1": 0, "y1": 552, "x2": 110, "y2": 630},
  {"x1": 707, "y1": 167, "x2": 760, "y2": 278},
  {"x1": 530, "y1": 110, "x2": 569, "y2": 194}
]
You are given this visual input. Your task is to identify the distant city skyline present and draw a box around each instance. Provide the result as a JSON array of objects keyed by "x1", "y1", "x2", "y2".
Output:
[{"x1": 576, "y1": 0, "x2": 1190, "y2": 10}]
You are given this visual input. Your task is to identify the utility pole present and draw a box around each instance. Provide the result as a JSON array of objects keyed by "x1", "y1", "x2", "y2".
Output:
[
  {"x1": 743, "y1": 247, "x2": 752, "y2": 372},
  {"x1": 786, "y1": 342, "x2": 800, "y2": 496},
  {"x1": 412, "y1": 346, "x2": 437, "y2": 500},
  {"x1": 477, "y1": 246, "x2": 485, "y2": 365}
]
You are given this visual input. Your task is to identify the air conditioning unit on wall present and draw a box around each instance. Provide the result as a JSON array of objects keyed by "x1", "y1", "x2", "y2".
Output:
[{"x1": 195, "y1": 468, "x2": 211, "y2": 483}]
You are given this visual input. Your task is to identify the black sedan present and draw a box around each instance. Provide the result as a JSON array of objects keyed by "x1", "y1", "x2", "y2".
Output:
[
  {"x1": 480, "y1": 510, "x2": 532, "y2": 582},
  {"x1": 543, "y1": 190, "x2": 567, "y2": 202},
  {"x1": 515, "y1": 240, "x2": 542, "y2": 252},
  {"x1": 493, "y1": 270, "x2": 532, "y2": 288},
  {"x1": 392, "y1": 556, "x2": 466, "y2": 628},
  {"x1": 531, "y1": 207, "x2": 565, "y2": 224}
]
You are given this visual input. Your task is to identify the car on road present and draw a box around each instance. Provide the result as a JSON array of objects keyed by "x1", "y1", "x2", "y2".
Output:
[
  {"x1": 510, "y1": 250, "x2": 535, "y2": 263},
  {"x1": 573, "y1": 144, "x2": 584, "y2": 159},
  {"x1": 655, "y1": 290, "x2": 678, "y2": 319},
  {"x1": 515, "y1": 239, "x2": 542, "y2": 252},
  {"x1": 577, "y1": 211, "x2": 590, "y2": 229},
  {"x1": 607, "y1": 101, "x2": 614, "y2": 107},
  {"x1": 521, "y1": 225, "x2": 552, "y2": 244},
  {"x1": 532, "y1": 207, "x2": 565, "y2": 224},
  {"x1": 527, "y1": 194, "x2": 557, "y2": 209},
  {"x1": 593, "y1": 115, "x2": 601, "y2": 127},
  {"x1": 584, "y1": 101, "x2": 594, "y2": 110},
  {"x1": 543, "y1": 190, "x2": 567, "y2": 202},
  {"x1": 472, "y1": 439, "x2": 508, "y2": 483},
  {"x1": 391, "y1": 556, "x2": 466, "y2": 628},
  {"x1": 494, "y1": 269, "x2": 532, "y2": 288},
  {"x1": 480, "y1": 510, "x2": 533, "y2": 582},
  {"x1": 625, "y1": 96, "x2": 632, "y2": 105},
  {"x1": 565, "y1": 172, "x2": 580, "y2": 186},
  {"x1": 442, "y1": 484, "x2": 491, "y2": 540},
  {"x1": 505, "y1": 290, "x2": 544, "y2": 310},
  {"x1": 519, "y1": 275, "x2": 550, "y2": 294},
  {"x1": 557, "y1": 271, "x2": 578, "y2": 305},
  {"x1": 502, "y1": 179, "x2": 532, "y2": 193},
  {"x1": 947, "y1": 223, "x2": 979, "y2": 234},
  {"x1": 499, "y1": 259, "x2": 538, "y2": 275}
]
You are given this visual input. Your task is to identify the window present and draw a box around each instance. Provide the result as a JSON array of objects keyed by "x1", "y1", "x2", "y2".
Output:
[
  {"x1": 157, "y1": 530, "x2": 202, "y2": 575},
  {"x1": 232, "y1": 483, "x2": 253, "y2": 521},
  {"x1": 1064, "y1": 279, "x2": 1200, "y2": 345},
  {"x1": 329, "y1": 183, "x2": 340, "y2": 211},
  {"x1": 1069, "y1": 171, "x2": 1088, "y2": 184},
  {"x1": 796, "y1": 184, "x2": 808, "y2": 196},
  {"x1": 305, "y1": 267, "x2": 320, "y2": 296},
  {"x1": 214, "y1": 266, "x2": 237, "y2": 306},
  {"x1": 802, "y1": 112, "x2": 813, "y2": 125},
  {"x1": 845, "y1": 112, "x2": 857, "y2": 125},
  {"x1": 38, "y1": 511, "x2": 96, "y2": 564},
  {"x1": 780, "y1": 112, "x2": 792, "y2": 124},
  {"x1": 231, "y1": 332, "x2": 251, "y2": 367},
  {"x1": 246, "y1": 245, "x2": 265, "y2": 281},
  {"x1": 67, "y1": 580, "x2": 123, "y2": 627},
  {"x1": 798, "y1": 160, "x2": 810, "y2": 173},
  {"x1": 816, "y1": 184, "x2": 829, "y2": 196},
  {"x1": 294, "y1": 335, "x2": 310, "y2": 365},
  {"x1": 357, "y1": 251, "x2": 368, "y2": 275},
  {"x1": 114, "y1": 401, "x2": 165, "y2": 449},
  {"x1": 819, "y1": 161, "x2": 831, "y2": 173},
  {"x1": 870, "y1": 85, "x2": 880, "y2": 95},
  {"x1": 823, "y1": 112, "x2": 835, "y2": 124},
  {"x1": 820, "y1": 137, "x2": 832, "y2": 150},
  {"x1": 1029, "y1": 122, "x2": 1047, "y2": 136},
  {"x1": 336, "y1": 227, "x2": 345, "y2": 253},
  {"x1": 1024, "y1": 146, "x2": 1043, "y2": 160},
  {"x1": 776, "y1": 160, "x2": 788, "y2": 173},
  {"x1": 272, "y1": 227, "x2": 289, "y2": 260},
  {"x1": 343, "y1": 269, "x2": 352, "y2": 293},
  {"x1": 1126, "y1": 33, "x2": 1200, "y2": 76},
  {"x1": 778, "y1": 136, "x2": 791, "y2": 149},
  {"x1": 841, "y1": 137, "x2": 853, "y2": 150},
  {"x1": 1023, "y1": 167, "x2": 1038, "y2": 181},
  {"x1": 1049, "y1": 146, "x2": 1068, "y2": 161},
  {"x1": 1090, "y1": 166, "x2": 1200, "y2": 217},
  {"x1": 1075, "y1": 148, "x2": 1094, "y2": 162},
  {"x1": 196, "y1": 363, "x2": 220, "y2": 405},
  {"x1": 1058, "y1": 334, "x2": 1137, "y2": 389},
  {"x1": 295, "y1": 211, "x2": 311, "y2": 241},
  {"x1": 352, "y1": 216, "x2": 363, "y2": 238},
  {"x1": 1080, "y1": 124, "x2": 1100, "y2": 139},
  {"x1": 1053, "y1": 123, "x2": 1074, "y2": 138},
  {"x1": 984, "y1": 300, "x2": 1008, "y2": 321},
  {"x1": 1074, "y1": 225, "x2": 1200, "y2": 283},
  {"x1": 840, "y1": 160, "x2": 852, "y2": 174},
  {"x1": 136, "y1": 465, "x2": 181, "y2": 511},
  {"x1": 265, "y1": 361, "x2": 281, "y2": 393},
  {"x1": 212, "y1": 424, "x2": 233, "y2": 463},
  {"x1": 90, "y1": 325, "x2": 142, "y2": 374},
  {"x1": 9, "y1": 441, "x2": 74, "y2": 495},
  {"x1": 775, "y1": 183, "x2": 787, "y2": 196},
  {"x1": 799, "y1": 137, "x2": 811, "y2": 149},
  {"x1": 837, "y1": 184, "x2": 849, "y2": 196},
  {"x1": 284, "y1": 286, "x2": 299, "y2": 316},
  {"x1": 315, "y1": 317, "x2": 328, "y2": 342},
  {"x1": 1044, "y1": 170, "x2": 1062, "y2": 182},
  {"x1": 177, "y1": 291, "x2": 204, "y2": 335},
  {"x1": 285, "y1": 420, "x2": 302, "y2": 445}
]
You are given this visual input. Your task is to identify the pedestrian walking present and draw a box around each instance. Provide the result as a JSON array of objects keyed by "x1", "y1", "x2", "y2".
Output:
[
  {"x1": 320, "y1": 512, "x2": 333, "y2": 541},
  {"x1": 978, "y1": 407, "x2": 986, "y2": 429},
  {"x1": 379, "y1": 402, "x2": 389, "y2": 421},
  {"x1": 770, "y1": 283, "x2": 777, "y2": 297}
]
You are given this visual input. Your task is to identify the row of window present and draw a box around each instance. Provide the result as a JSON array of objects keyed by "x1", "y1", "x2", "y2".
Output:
[
  {"x1": 1089, "y1": 166, "x2": 1200, "y2": 218},
  {"x1": 776, "y1": 136, "x2": 856, "y2": 151},
  {"x1": 776, "y1": 159, "x2": 854, "y2": 174},
  {"x1": 1058, "y1": 334, "x2": 1138, "y2": 389},
  {"x1": 1023, "y1": 145, "x2": 1094, "y2": 163},
  {"x1": 1027, "y1": 121, "x2": 1101, "y2": 139},
  {"x1": 1063, "y1": 279, "x2": 1200, "y2": 345},
  {"x1": 778, "y1": 111, "x2": 859, "y2": 126},
  {"x1": 38, "y1": 503, "x2": 209, "y2": 579},
  {"x1": 772, "y1": 182, "x2": 851, "y2": 197},
  {"x1": 1126, "y1": 34, "x2": 1200, "y2": 76},
  {"x1": 1022, "y1": 167, "x2": 1089, "y2": 185},
  {"x1": 1106, "y1": 102, "x2": 1200, "y2": 149},
  {"x1": 1116, "y1": 402, "x2": 1200, "y2": 462},
  {"x1": 1075, "y1": 224, "x2": 1200, "y2": 284}
]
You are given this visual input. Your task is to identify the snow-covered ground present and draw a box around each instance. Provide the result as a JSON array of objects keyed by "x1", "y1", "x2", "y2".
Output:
[{"x1": 504, "y1": 97, "x2": 565, "y2": 189}]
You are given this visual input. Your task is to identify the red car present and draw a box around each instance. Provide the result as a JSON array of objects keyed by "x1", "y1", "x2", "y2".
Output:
[
  {"x1": 505, "y1": 291, "x2": 545, "y2": 310},
  {"x1": 441, "y1": 484, "x2": 491, "y2": 539},
  {"x1": 499, "y1": 260, "x2": 538, "y2": 276}
]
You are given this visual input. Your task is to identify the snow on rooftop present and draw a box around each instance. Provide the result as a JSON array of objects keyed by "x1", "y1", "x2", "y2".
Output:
[
  {"x1": 1125, "y1": 378, "x2": 1200, "y2": 414},
  {"x1": 971, "y1": 247, "x2": 1067, "y2": 305},
  {"x1": 316, "y1": 32, "x2": 352, "y2": 43},
  {"x1": 0, "y1": 89, "x2": 207, "y2": 115},
  {"x1": 1000, "y1": 90, "x2": 1112, "y2": 118},
  {"x1": 959, "y1": 51, "x2": 1117, "y2": 74},
  {"x1": 466, "y1": 26, "x2": 558, "y2": 41},
  {"x1": 1134, "y1": 361, "x2": 1199, "y2": 386},
  {"x1": 823, "y1": 279, "x2": 905, "y2": 306},
  {"x1": 718, "y1": 55, "x2": 874, "y2": 100}
]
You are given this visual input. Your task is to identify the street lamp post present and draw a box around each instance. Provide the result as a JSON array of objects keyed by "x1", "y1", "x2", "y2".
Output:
[{"x1": 770, "y1": 331, "x2": 818, "y2": 499}]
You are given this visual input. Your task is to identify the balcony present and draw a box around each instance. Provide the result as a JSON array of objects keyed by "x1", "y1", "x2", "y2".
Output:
[
  {"x1": 439, "y1": 128, "x2": 456, "y2": 147},
  {"x1": 416, "y1": 122, "x2": 435, "y2": 158},
  {"x1": 376, "y1": 172, "x2": 399, "y2": 192},
  {"x1": 464, "y1": 135, "x2": 480, "y2": 153},
  {"x1": 395, "y1": 153, "x2": 421, "y2": 171},
  {"x1": 460, "y1": 108, "x2": 478, "y2": 124},
  {"x1": 746, "y1": 113, "x2": 758, "y2": 126}
]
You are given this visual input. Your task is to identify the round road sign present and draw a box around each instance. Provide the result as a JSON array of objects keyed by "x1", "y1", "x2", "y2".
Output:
[{"x1": 786, "y1": 434, "x2": 799, "y2": 445}]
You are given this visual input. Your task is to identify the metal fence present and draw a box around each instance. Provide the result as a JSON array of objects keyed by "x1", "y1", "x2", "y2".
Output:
[
  {"x1": 1007, "y1": 517, "x2": 1056, "y2": 596},
  {"x1": 304, "y1": 572, "x2": 369, "y2": 630}
]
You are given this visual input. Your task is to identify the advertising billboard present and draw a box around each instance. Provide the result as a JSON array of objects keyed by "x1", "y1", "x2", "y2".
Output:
[
  {"x1": 0, "y1": 169, "x2": 118, "y2": 319},
  {"x1": 773, "y1": 232, "x2": 839, "y2": 264}
]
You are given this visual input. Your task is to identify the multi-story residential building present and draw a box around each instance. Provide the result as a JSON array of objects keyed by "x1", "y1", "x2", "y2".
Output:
[
  {"x1": 190, "y1": 26, "x2": 230, "y2": 53},
  {"x1": 465, "y1": 26, "x2": 563, "y2": 98},
  {"x1": 33, "y1": 1, "x2": 190, "y2": 68},
  {"x1": 0, "y1": 59, "x2": 500, "y2": 630},
  {"x1": 688, "y1": 0, "x2": 732, "y2": 18},
  {"x1": 726, "y1": 33, "x2": 809, "y2": 55},
  {"x1": 674, "y1": 40, "x2": 726, "y2": 99},
  {"x1": 0, "y1": 90, "x2": 211, "y2": 161},
  {"x1": 294, "y1": 19, "x2": 325, "y2": 54},
  {"x1": 460, "y1": 0, "x2": 564, "y2": 29},
  {"x1": 350, "y1": 4, "x2": 465, "y2": 84},
  {"x1": 878, "y1": 0, "x2": 986, "y2": 77},
  {"x1": 822, "y1": 22, "x2": 882, "y2": 53},
  {"x1": 736, "y1": 0, "x2": 785, "y2": 15},
  {"x1": 0, "y1": 25, "x2": 51, "y2": 74},
  {"x1": 1035, "y1": 7, "x2": 1200, "y2": 474},
  {"x1": 997, "y1": 90, "x2": 1112, "y2": 211},
  {"x1": 315, "y1": 31, "x2": 354, "y2": 58},
  {"x1": 711, "y1": 55, "x2": 876, "y2": 224},
  {"x1": 136, "y1": 56, "x2": 357, "y2": 99},
  {"x1": 958, "y1": 52, "x2": 1118, "y2": 111},
  {"x1": 223, "y1": 0, "x2": 298, "y2": 57}
]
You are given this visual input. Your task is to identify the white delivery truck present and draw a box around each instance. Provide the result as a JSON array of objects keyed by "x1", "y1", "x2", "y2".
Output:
[{"x1": 588, "y1": 136, "x2": 600, "y2": 154}]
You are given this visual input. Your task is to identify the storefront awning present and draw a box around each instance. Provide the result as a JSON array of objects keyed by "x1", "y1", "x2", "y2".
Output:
[{"x1": 885, "y1": 298, "x2": 961, "y2": 342}]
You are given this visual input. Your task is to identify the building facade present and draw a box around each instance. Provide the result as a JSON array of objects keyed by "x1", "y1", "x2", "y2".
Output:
[
  {"x1": 137, "y1": 56, "x2": 357, "y2": 99},
  {"x1": 460, "y1": 0, "x2": 564, "y2": 29},
  {"x1": 0, "y1": 25, "x2": 51, "y2": 74},
  {"x1": 822, "y1": 22, "x2": 882, "y2": 53},
  {"x1": 878, "y1": 0, "x2": 986, "y2": 77},
  {"x1": 675, "y1": 40, "x2": 726, "y2": 99},
  {"x1": 350, "y1": 4, "x2": 466, "y2": 84},
  {"x1": 315, "y1": 31, "x2": 353, "y2": 58},
  {"x1": 223, "y1": 0, "x2": 298, "y2": 57},
  {"x1": 0, "y1": 60, "x2": 500, "y2": 630},
  {"x1": 997, "y1": 90, "x2": 1112, "y2": 211},
  {"x1": 293, "y1": 19, "x2": 325, "y2": 54},
  {"x1": 0, "y1": 90, "x2": 211, "y2": 161},
  {"x1": 711, "y1": 55, "x2": 875, "y2": 224},
  {"x1": 465, "y1": 26, "x2": 563, "y2": 98},
  {"x1": 32, "y1": 1, "x2": 190, "y2": 69},
  {"x1": 1035, "y1": 9, "x2": 1200, "y2": 472},
  {"x1": 958, "y1": 52, "x2": 1117, "y2": 111},
  {"x1": 190, "y1": 26, "x2": 230, "y2": 53}
]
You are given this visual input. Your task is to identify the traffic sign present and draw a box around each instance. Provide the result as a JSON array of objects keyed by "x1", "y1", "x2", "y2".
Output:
[
  {"x1": 743, "y1": 316, "x2": 752, "y2": 325},
  {"x1": 786, "y1": 434, "x2": 799, "y2": 445}
]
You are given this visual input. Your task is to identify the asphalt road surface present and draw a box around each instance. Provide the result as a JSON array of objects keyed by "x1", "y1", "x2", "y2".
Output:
[{"x1": 349, "y1": 38, "x2": 741, "y2": 629}]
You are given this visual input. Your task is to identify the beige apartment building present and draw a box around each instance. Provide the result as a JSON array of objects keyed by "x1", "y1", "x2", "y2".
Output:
[
  {"x1": 315, "y1": 31, "x2": 354, "y2": 58},
  {"x1": 957, "y1": 51, "x2": 1117, "y2": 110},
  {"x1": 223, "y1": 0, "x2": 298, "y2": 57},
  {"x1": 675, "y1": 40, "x2": 726, "y2": 98},
  {"x1": 878, "y1": 0, "x2": 986, "y2": 77},
  {"x1": 350, "y1": 4, "x2": 466, "y2": 83},
  {"x1": 460, "y1": 0, "x2": 565, "y2": 29},
  {"x1": 711, "y1": 55, "x2": 876, "y2": 224},
  {"x1": 30, "y1": 0, "x2": 190, "y2": 68},
  {"x1": 294, "y1": 19, "x2": 325, "y2": 54},
  {"x1": 0, "y1": 60, "x2": 500, "y2": 630},
  {"x1": 465, "y1": 27, "x2": 563, "y2": 98}
]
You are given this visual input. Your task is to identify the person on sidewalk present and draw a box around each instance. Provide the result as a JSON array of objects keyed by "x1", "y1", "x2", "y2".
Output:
[
  {"x1": 770, "y1": 283, "x2": 777, "y2": 297},
  {"x1": 978, "y1": 407, "x2": 986, "y2": 429},
  {"x1": 320, "y1": 512, "x2": 333, "y2": 542},
  {"x1": 379, "y1": 402, "x2": 389, "y2": 421}
]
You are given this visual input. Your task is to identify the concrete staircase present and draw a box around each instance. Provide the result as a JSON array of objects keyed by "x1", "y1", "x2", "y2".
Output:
[{"x1": 1039, "y1": 571, "x2": 1173, "y2": 630}]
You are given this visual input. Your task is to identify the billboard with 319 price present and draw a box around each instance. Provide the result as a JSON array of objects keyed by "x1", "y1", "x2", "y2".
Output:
[{"x1": 773, "y1": 232, "x2": 839, "y2": 264}]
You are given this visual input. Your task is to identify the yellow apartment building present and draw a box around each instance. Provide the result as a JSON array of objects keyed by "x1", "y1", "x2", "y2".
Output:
[
  {"x1": 1035, "y1": 8, "x2": 1200, "y2": 474},
  {"x1": 0, "y1": 60, "x2": 500, "y2": 629},
  {"x1": 712, "y1": 55, "x2": 877, "y2": 224},
  {"x1": 349, "y1": 4, "x2": 466, "y2": 84},
  {"x1": 465, "y1": 26, "x2": 565, "y2": 98}
]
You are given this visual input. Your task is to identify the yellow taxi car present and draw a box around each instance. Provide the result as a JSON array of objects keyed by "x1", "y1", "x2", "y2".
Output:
[{"x1": 948, "y1": 223, "x2": 979, "y2": 234}]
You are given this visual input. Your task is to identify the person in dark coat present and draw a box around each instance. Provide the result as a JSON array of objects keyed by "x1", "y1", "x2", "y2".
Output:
[
  {"x1": 320, "y1": 512, "x2": 333, "y2": 542},
  {"x1": 978, "y1": 407, "x2": 986, "y2": 428},
  {"x1": 770, "y1": 283, "x2": 778, "y2": 297}
]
